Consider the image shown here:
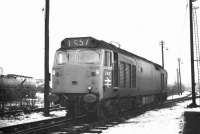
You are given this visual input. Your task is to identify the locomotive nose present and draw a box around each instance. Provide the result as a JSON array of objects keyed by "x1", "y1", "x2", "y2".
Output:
[{"x1": 52, "y1": 65, "x2": 100, "y2": 94}]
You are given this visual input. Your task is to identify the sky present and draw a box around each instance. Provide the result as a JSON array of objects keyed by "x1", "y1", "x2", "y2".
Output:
[{"x1": 0, "y1": 0, "x2": 199, "y2": 86}]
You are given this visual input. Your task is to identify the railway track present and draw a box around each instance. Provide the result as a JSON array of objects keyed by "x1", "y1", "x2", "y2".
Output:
[
  {"x1": 0, "y1": 116, "x2": 66, "y2": 134},
  {"x1": 0, "y1": 95, "x2": 196, "y2": 134}
]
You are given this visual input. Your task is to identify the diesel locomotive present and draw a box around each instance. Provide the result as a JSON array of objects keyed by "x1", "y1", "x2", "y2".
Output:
[{"x1": 52, "y1": 37, "x2": 168, "y2": 118}]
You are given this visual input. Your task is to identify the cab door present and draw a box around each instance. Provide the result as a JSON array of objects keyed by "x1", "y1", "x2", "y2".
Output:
[
  {"x1": 103, "y1": 50, "x2": 113, "y2": 88},
  {"x1": 103, "y1": 50, "x2": 113, "y2": 98}
]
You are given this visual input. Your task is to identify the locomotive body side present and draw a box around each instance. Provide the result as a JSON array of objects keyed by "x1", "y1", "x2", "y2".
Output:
[
  {"x1": 102, "y1": 49, "x2": 167, "y2": 103},
  {"x1": 136, "y1": 59, "x2": 167, "y2": 95}
]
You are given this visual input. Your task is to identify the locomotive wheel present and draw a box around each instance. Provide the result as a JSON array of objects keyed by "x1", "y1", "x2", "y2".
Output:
[
  {"x1": 66, "y1": 103, "x2": 76, "y2": 119},
  {"x1": 99, "y1": 99, "x2": 120, "y2": 119},
  {"x1": 85, "y1": 103, "x2": 98, "y2": 121},
  {"x1": 65, "y1": 96, "x2": 79, "y2": 119}
]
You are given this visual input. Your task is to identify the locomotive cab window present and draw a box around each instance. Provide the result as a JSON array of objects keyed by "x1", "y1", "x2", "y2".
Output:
[
  {"x1": 66, "y1": 51, "x2": 76, "y2": 63},
  {"x1": 104, "y1": 51, "x2": 112, "y2": 67},
  {"x1": 78, "y1": 50, "x2": 101, "y2": 64},
  {"x1": 55, "y1": 49, "x2": 102, "y2": 65}
]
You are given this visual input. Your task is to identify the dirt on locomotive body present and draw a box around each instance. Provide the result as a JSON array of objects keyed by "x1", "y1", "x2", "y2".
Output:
[{"x1": 51, "y1": 37, "x2": 168, "y2": 119}]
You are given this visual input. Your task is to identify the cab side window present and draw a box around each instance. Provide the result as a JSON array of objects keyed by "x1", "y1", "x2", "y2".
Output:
[{"x1": 104, "y1": 51, "x2": 112, "y2": 67}]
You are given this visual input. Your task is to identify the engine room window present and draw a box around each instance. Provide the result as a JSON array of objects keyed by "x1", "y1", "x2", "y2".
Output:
[
  {"x1": 119, "y1": 62, "x2": 125, "y2": 87},
  {"x1": 57, "y1": 52, "x2": 66, "y2": 65},
  {"x1": 125, "y1": 64, "x2": 131, "y2": 88},
  {"x1": 119, "y1": 62, "x2": 131, "y2": 88},
  {"x1": 104, "y1": 51, "x2": 112, "y2": 66},
  {"x1": 132, "y1": 65, "x2": 136, "y2": 88}
]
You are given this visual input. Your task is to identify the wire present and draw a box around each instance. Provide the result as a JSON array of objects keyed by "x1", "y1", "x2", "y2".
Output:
[{"x1": 181, "y1": 0, "x2": 189, "y2": 32}]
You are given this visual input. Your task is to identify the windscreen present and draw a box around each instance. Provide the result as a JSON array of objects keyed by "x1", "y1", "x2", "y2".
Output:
[{"x1": 56, "y1": 49, "x2": 102, "y2": 65}]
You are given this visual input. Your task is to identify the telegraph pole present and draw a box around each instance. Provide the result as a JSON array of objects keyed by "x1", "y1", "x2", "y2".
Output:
[
  {"x1": 188, "y1": 0, "x2": 197, "y2": 107},
  {"x1": 177, "y1": 68, "x2": 180, "y2": 92},
  {"x1": 44, "y1": 0, "x2": 50, "y2": 116},
  {"x1": 178, "y1": 58, "x2": 182, "y2": 94},
  {"x1": 160, "y1": 40, "x2": 165, "y2": 69}
]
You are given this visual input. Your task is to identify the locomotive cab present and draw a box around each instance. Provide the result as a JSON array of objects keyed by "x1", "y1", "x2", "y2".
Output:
[
  {"x1": 52, "y1": 49, "x2": 105, "y2": 104},
  {"x1": 52, "y1": 49, "x2": 103, "y2": 93}
]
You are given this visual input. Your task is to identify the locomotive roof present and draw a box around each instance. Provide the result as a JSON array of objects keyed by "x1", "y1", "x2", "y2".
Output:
[{"x1": 60, "y1": 37, "x2": 164, "y2": 71}]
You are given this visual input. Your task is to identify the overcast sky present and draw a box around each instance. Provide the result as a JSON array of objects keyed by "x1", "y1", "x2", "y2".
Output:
[{"x1": 0, "y1": 0, "x2": 199, "y2": 86}]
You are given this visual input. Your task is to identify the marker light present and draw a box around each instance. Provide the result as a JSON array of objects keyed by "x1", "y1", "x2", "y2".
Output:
[
  {"x1": 52, "y1": 69, "x2": 56, "y2": 76},
  {"x1": 87, "y1": 86, "x2": 93, "y2": 92},
  {"x1": 91, "y1": 69, "x2": 100, "y2": 76},
  {"x1": 95, "y1": 69, "x2": 100, "y2": 75}
]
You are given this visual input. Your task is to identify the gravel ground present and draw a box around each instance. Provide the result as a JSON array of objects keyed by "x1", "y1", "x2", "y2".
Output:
[
  {"x1": 101, "y1": 98, "x2": 200, "y2": 134},
  {"x1": 0, "y1": 110, "x2": 66, "y2": 127}
]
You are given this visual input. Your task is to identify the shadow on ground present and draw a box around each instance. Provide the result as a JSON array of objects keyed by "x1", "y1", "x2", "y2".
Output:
[{"x1": 183, "y1": 111, "x2": 200, "y2": 134}]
